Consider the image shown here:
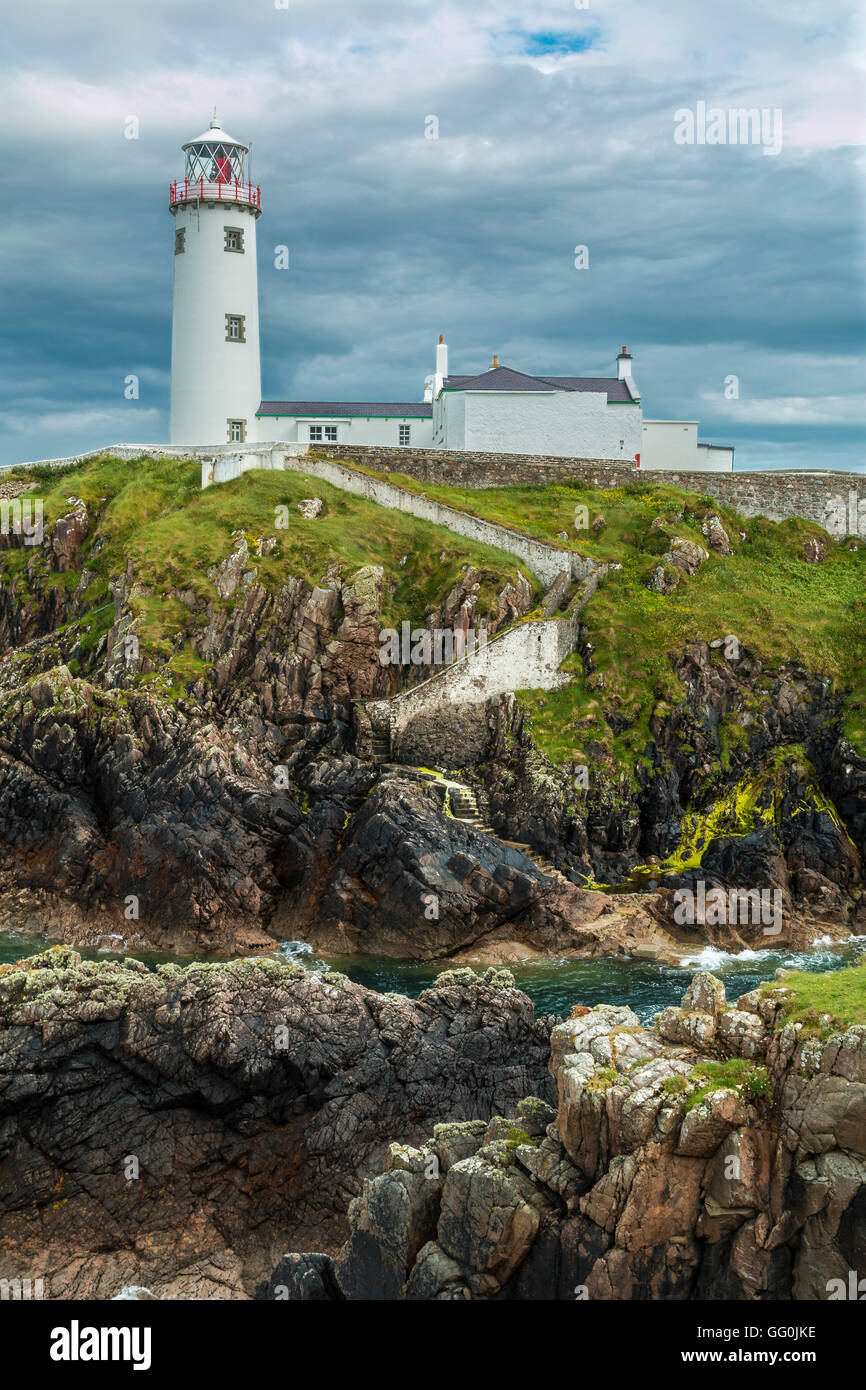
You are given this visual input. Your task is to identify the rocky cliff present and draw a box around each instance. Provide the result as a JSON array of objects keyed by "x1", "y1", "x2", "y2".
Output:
[
  {"x1": 0, "y1": 457, "x2": 863, "y2": 960},
  {"x1": 0, "y1": 948, "x2": 553, "y2": 1299},
  {"x1": 261, "y1": 964, "x2": 866, "y2": 1301}
]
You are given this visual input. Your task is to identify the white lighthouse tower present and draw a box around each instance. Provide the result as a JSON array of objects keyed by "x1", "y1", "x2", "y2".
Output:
[{"x1": 169, "y1": 115, "x2": 262, "y2": 446}]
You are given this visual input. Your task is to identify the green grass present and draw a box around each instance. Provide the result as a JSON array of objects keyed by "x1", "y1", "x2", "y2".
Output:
[
  {"x1": 431, "y1": 479, "x2": 866, "y2": 764},
  {"x1": 1, "y1": 455, "x2": 543, "y2": 684},
  {"x1": 684, "y1": 1059, "x2": 773, "y2": 1110},
  {"x1": 6, "y1": 455, "x2": 865, "y2": 767},
  {"x1": 760, "y1": 958, "x2": 866, "y2": 1038}
]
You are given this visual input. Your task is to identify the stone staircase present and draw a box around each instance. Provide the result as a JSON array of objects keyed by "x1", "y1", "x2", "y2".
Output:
[
  {"x1": 499, "y1": 840, "x2": 572, "y2": 888},
  {"x1": 447, "y1": 783, "x2": 571, "y2": 887},
  {"x1": 369, "y1": 729, "x2": 391, "y2": 763},
  {"x1": 448, "y1": 785, "x2": 490, "y2": 830},
  {"x1": 385, "y1": 765, "x2": 704, "y2": 951}
]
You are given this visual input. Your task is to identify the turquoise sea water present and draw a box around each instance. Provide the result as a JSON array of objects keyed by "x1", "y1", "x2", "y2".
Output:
[{"x1": 1, "y1": 928, "x2": 863, "y2": 1023}]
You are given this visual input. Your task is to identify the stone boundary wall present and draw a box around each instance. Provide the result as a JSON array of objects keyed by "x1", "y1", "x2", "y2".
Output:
[
  {"x1": 664, "y1": 470, "x2": 866, "y2": 538},
  {"x1": 325, "y1": 448, "x2": 866, "y2": 538},
  {"x1": 280, "y1": 452, "x2": 594, "y2": 589},
  {"x1": 314, "y1": 444, "x2": 638, "y2": 490}
]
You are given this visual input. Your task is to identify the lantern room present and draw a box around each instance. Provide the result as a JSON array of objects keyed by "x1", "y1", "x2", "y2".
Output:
[{"x1": 169, "y1": 114, "x2": 261, "y2": 214}]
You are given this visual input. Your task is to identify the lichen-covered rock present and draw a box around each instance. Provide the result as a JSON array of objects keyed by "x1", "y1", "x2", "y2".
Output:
[
  {"x1": 701, "y1": 515, "x2": 732, "y2": 555},
  {"x1": 665, "y1": 537, "x2": 709, "y2": 574},
  {"x1": 435, "y1": 1154, "x2": 542, "y2": 1295},
  {"x1": 0, "y1": 953, "x2": 554, "y2": 1300},
  {"x1": 270, "y1": 969, "x2": 866, "y2": 1301},
  {"x1": 297, "y1": 498, "x2": 323, "y2": 519}
]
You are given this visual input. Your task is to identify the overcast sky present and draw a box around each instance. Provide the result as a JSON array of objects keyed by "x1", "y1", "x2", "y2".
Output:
[{"x1": 2, "y1": 0, "x2": 864, "y2": 470}]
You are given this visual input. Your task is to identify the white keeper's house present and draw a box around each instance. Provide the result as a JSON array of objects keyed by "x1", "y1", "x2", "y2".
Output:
[{"x1": 169, "y1": 117, "x2": 733, "y2": 473}]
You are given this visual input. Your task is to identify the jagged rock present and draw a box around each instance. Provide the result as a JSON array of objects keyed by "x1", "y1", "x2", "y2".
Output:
[
  {"x1": 682, "y1": 971, "x2": 727, "y2": 1019},
  {"x1": 646, "y1": 563, "x2": 678, "y2": 595},
  {"x1": 0, "y1": 953, "x2": 554, "y2": 1300},
  {"x1": 664, "y1": 537, "x2": 709, "y2": 574},
  {"x1": 701, "y1": 515, "x2": 732, "y2": 555},
  {"x1": 334, "y1": 1145, "x2": 442, "y2": 1299},
  {"x1": 257, "y1": 1253, "x2": 335, "y2": 1301},
  {"x1": 207, "y1": 536, "x2": 255, "y2": 599},
  {"x1": 677, "y1": 1089, "x2": 749, "y2": 1158},
  {"x1": 51, "y1": 500, "x2": 88, "y2": 572},
  {"x1": 497, "y1": 570, "x2": 533, "y2": 622},
  {"x1": 271, "y1": 972, "x2": 866, "y2": 1300},
  {"x1": 297, "y1": 498, "x2": 323, "y2": 519},
  {"x1": 308, "y1": 771, "x2": 613, "y2": 959},
  {"x1": 434, "y1": 1153, "x2": 542, "y2": 1295},
  {"x1": 802, "y1": 535, "x2": 829, "y2": 564}
]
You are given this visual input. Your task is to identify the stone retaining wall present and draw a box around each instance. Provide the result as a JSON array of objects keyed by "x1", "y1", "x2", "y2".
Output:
[
  {"x1": 390, "y1": 616, "x2": 575, "y2": 765},
  {"x1": 321, "y1": 450, "x2": 866, "y2": 539},
  {"x1": 316, "y1": 445, "x2": 638, "y2": 490},
  {"x1": 665, "y1": 470, "x2": 866, "y2": 538}
]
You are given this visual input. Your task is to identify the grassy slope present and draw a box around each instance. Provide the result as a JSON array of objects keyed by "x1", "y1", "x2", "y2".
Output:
[
  {"x1": 5, "y1": 456, "x2": 864, "y2": 764},
  {"x1": 356, "y1": 471, "x2": 866, "y2": 763},
  {"x1": 1, "y1": 457, "x2": 544, "y2": 688},
  {"x1": 760, "y1": 957, "x2": 866, "y2": 1037}
]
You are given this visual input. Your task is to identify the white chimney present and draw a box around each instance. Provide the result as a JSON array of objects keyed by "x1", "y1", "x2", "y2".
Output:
[
  {"x1": 617, "y1": 345, "x2": 633, "y2": 380},
  {"x1": 434, "y1": 334, "x2": 448, "y2": 395},
  {"x1": 423, "y1": 376, "x2": 434, "y2": 403}
]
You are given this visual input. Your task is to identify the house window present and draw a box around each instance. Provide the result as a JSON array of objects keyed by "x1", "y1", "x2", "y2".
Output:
[
  {"x1": 399, "y1": 424, "x2": 411, "y2": 445},
  {"x1": 309, "y1": 426, "x2": 323, "y2": 442},
  {"x1": 175, "y1": 228, "x2": 185, "y2": 255},
  {"x1": 228, "y1": 419, "x2": 246, "y2": 443},
  {"x1": 324, "y1": 425, "x2": 337, "y2": 442},
  {"x1": 224, "y1": 226, "x2": 244, "y2": 253},
  {"x1": 225, "y1": 314, "x2": 245, "y2": 343}
]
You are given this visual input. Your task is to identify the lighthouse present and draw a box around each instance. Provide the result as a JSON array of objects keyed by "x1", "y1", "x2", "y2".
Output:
[{"x1": 169, "y1": 116, "x2": 262, "y2": 446}]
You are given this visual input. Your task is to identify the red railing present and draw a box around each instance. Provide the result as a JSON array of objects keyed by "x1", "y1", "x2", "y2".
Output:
[{"x1": 169, "y1": 178, "x2": 261, "y2": 209}]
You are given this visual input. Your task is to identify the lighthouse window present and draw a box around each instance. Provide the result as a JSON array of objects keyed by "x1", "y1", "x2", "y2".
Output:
[
  {"x1": 227, "y1": 419, "x2": 246, "y2": 443},
  {"x1": 225, "y1": 314, "x2": 246, "y2": 343},
  {"x1": 174, "y1": 228, "x2": 185, "y2": 255},
  {"x1": 309, "y1": 426, "x2": 323, "y2": 441},
  {"x1": 224, "y1": 227, "x2": 244, "y2": 253},
  {"x1": 399, "y1": 425, "x2": 411, "y2": 445}
]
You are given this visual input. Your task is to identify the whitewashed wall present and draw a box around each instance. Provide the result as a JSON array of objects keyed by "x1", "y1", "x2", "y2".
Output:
[
  {"x1": 391, "y1": 615, "x2": 578, "y2": 740},
  {"x1": 442, "y1": 390, "x2": 642, "y2": 461},
  {"x1": 696, "y1": 443, "x2": 735, "y2": 471},
  {"x1": 170, "y1": 201, "x2": 261, "y2": 446},
  {"x1": 253, "y1": 415, "x2": 434, "y2": 447},
  {"x1": 641, "y1": 423, "x2": 733, "y2": 472}
]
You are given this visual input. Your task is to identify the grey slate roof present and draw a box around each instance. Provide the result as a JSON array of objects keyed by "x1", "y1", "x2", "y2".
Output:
[
  {"x1": 442, "y1": 365, "x2": 634, "y2": 403},
  {"x1": 442, "y1": 365, "x2": 558, "y2": 393},
  {"x1": 258, "y1": 401, "x2": 432, "y2": 418},
  {"x1": 540, "y1": 377, "x2": 634, "y2": 402}
]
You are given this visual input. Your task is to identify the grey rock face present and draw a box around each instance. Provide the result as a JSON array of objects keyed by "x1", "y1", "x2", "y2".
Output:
[
  {"x1": 0, "y1": 952, "x2": 554, "y2": 1300},
  {"x1": 268, "y1": 971, "x2": 866, "y2": 1301}
]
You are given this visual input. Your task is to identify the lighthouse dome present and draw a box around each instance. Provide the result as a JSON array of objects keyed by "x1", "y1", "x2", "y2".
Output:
[{"x1": 182, "y1": 115, "x2": 249, "y2": 153}]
